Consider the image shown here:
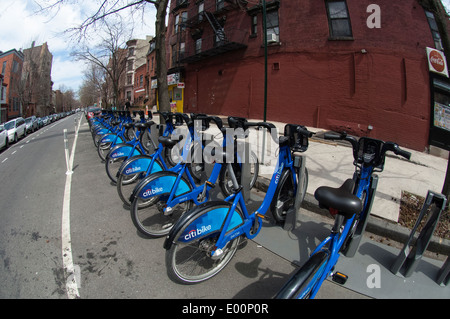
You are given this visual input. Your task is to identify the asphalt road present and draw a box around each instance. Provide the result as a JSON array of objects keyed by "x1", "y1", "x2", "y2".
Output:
[{"x1": 0, "y1": 114, "x2": 369, "y2": 304}]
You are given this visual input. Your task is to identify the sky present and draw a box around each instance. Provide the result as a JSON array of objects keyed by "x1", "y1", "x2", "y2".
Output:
[{"x1": 0, "y1": 0, "x2": 156, "y2": 95}]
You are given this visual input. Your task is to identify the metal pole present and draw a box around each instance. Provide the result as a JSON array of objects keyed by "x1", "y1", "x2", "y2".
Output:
[{"x1": 261, "y1": 0, "x2": 268, "y2": 164}]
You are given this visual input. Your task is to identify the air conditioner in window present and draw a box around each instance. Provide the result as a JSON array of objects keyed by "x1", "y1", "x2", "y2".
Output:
[{"x1": 267, "y1": 33, "x2": 278, "y2": 43}]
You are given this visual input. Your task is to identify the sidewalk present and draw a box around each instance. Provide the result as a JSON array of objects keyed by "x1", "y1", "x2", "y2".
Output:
[{"x1": 234, "y1": 119, "x2": 450, "y2": 298}]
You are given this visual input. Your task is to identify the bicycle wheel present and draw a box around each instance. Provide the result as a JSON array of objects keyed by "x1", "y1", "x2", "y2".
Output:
[
  {"x1": 165, "y1": 203, "x2": 242, "y2": 284},
  {"x1": 130, "y1": 174, "x2": 193, "y2": 237},
  {"x1": 271, "y1": 168, "x2": 308, "y2": 224},
  {"x1": 275, "y1": 250, "x2": 329, "y2": 299},
  {"x1": 97, "y1": 140, "x2": 113, "y2": 162},
  {"x1": 105, "y1": 156, "x2": 126, "y2": 184},
  {"x1": 117, "y1": 157, "x2": 164, "y2": 207}
]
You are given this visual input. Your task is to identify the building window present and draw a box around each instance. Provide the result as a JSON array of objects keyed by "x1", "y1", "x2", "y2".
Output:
[
  {"x1": 195, "y1": 38, "x2": 202, "y2": 54},
  {"x1": 175, "y1": 11, "x2": 188, "y2": 33},
  {"x1": 128, "y1": 47, "x2": 134, "y2": 57},
  {"x1": 325, "y1": 0, "x2": 353, "y2": 39},
  {"x1": 266, "y1": 9, "x2": 280, "y2": 43},
  {"x1": 216, "y1": 0, "x2": 225, "y2": 11},
  {"x1": 128, "y1": 60, "x2": 133, "y2": 72},
  {"x1": 179, "y1": 42, "x2": 185, "y2": 60},
  {"x1": 425, "y1": 10, "x2": 443, "y2": 51},
  {"x1": 2, "y1": 61, "x2": 6, "y2": 75},
  {"x1": 127, "y1": 75, "x2": 132, "y2": 85},
  {"x1": 251, "y1": 15, "x2": 257, "y2": 37}
]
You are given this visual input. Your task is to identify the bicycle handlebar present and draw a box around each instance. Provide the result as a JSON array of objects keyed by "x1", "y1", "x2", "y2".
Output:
[
  {"x1": 324, "y1": 131, "x2": 411, "y2": 168},
  {"x1": 195, "y1": 115, "x2": 223, "y2": 130},
  {"x1": 384, "y1": 142, "x2": 411, "y2": 160}
]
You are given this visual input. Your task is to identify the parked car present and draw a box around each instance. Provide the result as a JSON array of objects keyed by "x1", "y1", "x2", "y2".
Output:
[
  {"x1": 0, "y1": 124, "x2": 9, "y2": 150},
  {"x1": 25, "y1": 116, "x2": 39, "y2": 133},
  {"x1": 86, "y1": 106, "x2": 101, "y2": 120},
  {"x1": 42, "y1": 116, "x2": 50, "y2": 126},
  {"x1": 4, "y1": 117, "x2": 27, "y2": 143},
  {"x1": 37, "y1": 117, "x2": 44, "y2": 129}
]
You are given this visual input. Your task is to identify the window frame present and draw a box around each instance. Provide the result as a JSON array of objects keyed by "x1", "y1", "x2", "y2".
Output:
[{"x1": 325, "y1": 0, "x2": 353, "y2": 40}]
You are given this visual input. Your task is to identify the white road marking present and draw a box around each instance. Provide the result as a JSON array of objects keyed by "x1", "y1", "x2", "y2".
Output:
[
  {"x1": 2, "y1": 158, "x2": 7, "y2": 163},
  {"x1": 61, "y1": 115, "x2": 82, "y2": 299}
]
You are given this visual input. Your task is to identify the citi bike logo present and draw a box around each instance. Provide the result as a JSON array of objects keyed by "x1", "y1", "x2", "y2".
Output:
[
  {"x1": 142, "y1": 187, "x2": 163, "y2": 197},
  {"x1": 184, "y1": 225, "x2": 212, "y2": 240},
  {"x1": 112, "y1": 151, "x2": 124, "y2": 158},
  {"x1": 125, "y1": 166, "x2": 141, "y2": 174}
]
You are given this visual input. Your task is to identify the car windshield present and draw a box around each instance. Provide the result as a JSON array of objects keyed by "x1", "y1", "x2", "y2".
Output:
[
  {"x1": 88, "y1": 107, "x2": 101, "y2": 112},
  {"x1": 26, "y1": 118, "x2": 32, "y2": 123},
  {"x1": 4, "y1": 121, "x2": 15, "y2": 130}
]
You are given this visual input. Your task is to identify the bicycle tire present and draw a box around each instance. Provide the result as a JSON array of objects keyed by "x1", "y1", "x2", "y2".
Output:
[
  {"x1": 97, "y1": 139, "x2": 113, "y2": 162},
  {"x1": 105, "y1": 156, "x2": 126, "y2": 184},
  {"x1": 116, "y1": 156, "x2": 164, "y2": 208},
  {"x1": 165, "y1": 202, "x2": 242, "y2": 284},
  {"x1": 275, "y1": 250, "x2": 329, "y2": 299},
  {"x1": 129, "y1": 173, "x2": 193, "y2": 237}
]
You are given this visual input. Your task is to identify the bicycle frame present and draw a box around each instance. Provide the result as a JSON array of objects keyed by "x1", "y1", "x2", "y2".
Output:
[
  {"x1": 193, "y1": 143, "x2": 297, "y2": 254},
  {"x1": 118, "y1": 123, "x2": 177, "y2": 178},
  {"x1": 132, "y1": 125, "x2": 222, "y2": 207},
  {"x1": 298, "y1": 164, "x2": 374, "y2": 299}
]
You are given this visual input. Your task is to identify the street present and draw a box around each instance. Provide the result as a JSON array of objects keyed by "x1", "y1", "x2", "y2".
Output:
[{"x1": 0, "y1": 114, "x2": 368, "y2": 302}]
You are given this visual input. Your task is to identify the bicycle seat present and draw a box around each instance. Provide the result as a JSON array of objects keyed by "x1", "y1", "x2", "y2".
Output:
[
  {"x1": 158, "y1": 135, "x2": 183, "y2": 148},
  {"x1": 135, "y1": 121, "x2": 155, "y2": 130},
  {"x1": 314, "y1": 179, "x2": 362, "y2": 218}
]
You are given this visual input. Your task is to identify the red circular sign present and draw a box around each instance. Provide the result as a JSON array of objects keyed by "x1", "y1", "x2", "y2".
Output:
[{"x1": 429, "y1": 50, "x2": 446, "y2": 72}]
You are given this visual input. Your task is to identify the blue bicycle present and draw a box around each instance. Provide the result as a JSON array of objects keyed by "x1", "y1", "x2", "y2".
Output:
[
  {"x1": 116, "y1": 112, "x2": 196, "y2": 207},
  {"x1": 275, "y1": 132, "x2": 411, "y2": 299},
  {"x1": 128, "y1": 115, "x2": 226, "y2": 237},
  {"x1": 163, "y1": 120, "x2": 313, "y2": 283}
]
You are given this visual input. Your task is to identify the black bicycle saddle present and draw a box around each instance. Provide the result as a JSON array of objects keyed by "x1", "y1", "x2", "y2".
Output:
[{"x1": 314, "y1": 179, "x2": 363, "y2": 218}]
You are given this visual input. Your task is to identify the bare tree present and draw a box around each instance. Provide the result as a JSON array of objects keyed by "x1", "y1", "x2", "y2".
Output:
[
  {"x1": 79, "y1": 62, "x2": 106, "y2": 107},
  {"x1": 72, "y1": 21, "x2": 129, "y2": 108},
  {"x1": 36, "y1": 0, "x2": 171, "y2": 113}
]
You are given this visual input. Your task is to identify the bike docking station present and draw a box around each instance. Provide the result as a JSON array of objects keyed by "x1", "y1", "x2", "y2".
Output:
[{"x1": 390, "y1": 190, "x2": 449, "y2": 286}]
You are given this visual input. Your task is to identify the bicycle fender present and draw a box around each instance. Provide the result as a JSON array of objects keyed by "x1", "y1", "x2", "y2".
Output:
[
  {"x1": 118, "y1": 155, "x2": 162, "y2": 176},
  {"x1": 163, "y1": 201, "x2": 244, "y2": 250},
  {"x1": 108, "y1": 143, "x2": 141, "y2": 159},
  {"x1": 100, "y1": 133, "x2": 124, "y2": 144},
  {"x1": 270, "y1": 168, "x2": 294, "y2": 212},
  {"x1": 96, "y1": 128, "x2": 110, "y2": 136},
  {"x1": 132, "y1": 171, "x2": 191, "y2": 201}
]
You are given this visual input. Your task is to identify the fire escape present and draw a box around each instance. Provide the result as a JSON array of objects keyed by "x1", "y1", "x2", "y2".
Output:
[{"x1": 178, "y1": 0, "x2": 248, "y2": 64}]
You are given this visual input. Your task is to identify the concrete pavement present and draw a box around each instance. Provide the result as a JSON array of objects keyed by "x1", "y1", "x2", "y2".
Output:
[{"x1": 154, "y1": 114, "x2": 450, "y2": 298}]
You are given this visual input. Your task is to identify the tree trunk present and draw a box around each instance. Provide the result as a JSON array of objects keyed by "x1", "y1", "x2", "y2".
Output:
[{"x1": 154, "y1": 0, "x2": 170, "y2": 114}]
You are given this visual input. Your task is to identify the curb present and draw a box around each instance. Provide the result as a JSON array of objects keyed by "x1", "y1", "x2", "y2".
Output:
[{"x1": 254, "y1": 176, "x2": 450, "y2": 256}]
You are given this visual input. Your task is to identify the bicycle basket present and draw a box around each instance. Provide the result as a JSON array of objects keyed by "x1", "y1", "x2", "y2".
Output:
[
  {"x1": 284, "y1": 124, "x2": 309, "y2": 152},
  {"x1": 355, "y1": 137, "x2": 385, "y2": 169}
]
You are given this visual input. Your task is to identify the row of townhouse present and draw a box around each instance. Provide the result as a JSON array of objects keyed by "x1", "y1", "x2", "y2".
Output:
[
  {"x1": 104, "y1": 36, "x2": 158, "y2": 111},
  {"x1": 0, "y1": 42, "x2": 54, "y2": 123}
]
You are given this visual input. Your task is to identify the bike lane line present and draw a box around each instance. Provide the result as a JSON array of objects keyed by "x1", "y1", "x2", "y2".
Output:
[{"x1": 61, "y1": 114, "x2": 82, "y2": 299}]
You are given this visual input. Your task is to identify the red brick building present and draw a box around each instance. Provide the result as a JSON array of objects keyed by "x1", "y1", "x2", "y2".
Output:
[
  {"x1": 167, "y1": 0, "x2": 450, "y2": 151},
  {"x1": 0, "y1": 49, "x2": 24, "y2": 122}
]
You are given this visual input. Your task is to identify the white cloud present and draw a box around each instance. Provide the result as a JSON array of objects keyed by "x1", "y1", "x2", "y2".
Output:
[{"x1": 0, "y1": 0, "x2": 156, "y2": 94}]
